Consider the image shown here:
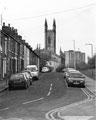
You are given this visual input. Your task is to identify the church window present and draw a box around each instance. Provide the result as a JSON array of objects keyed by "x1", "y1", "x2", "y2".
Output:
[{"x1": 48, "y1": 36, "x2": 51, "y2": 44}]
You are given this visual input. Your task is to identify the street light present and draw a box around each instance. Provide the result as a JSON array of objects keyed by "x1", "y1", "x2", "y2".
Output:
[
  {"x1": 85, "y1": 43, "x2": 94, "y2": 76},
  {"x1": 0, "y1": 7, "x2": 6, "y2": 28},
  {"x1": 85, "y1": 43, "x2": 93, "y2": 58}
]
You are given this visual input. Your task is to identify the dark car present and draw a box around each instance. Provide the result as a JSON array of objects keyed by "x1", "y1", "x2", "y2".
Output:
[
  {"x1": 22, "y1": 70, "x2": 33, "y2": 85},
  {"x1": 8, "y1": 73, "x2": 30, "y2": 90},
  {"x1": 66, "y1": 71, "x2": 85, "y2": 87}
]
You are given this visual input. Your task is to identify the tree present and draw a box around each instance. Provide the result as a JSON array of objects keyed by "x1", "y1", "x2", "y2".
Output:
[
  {"x1": 56, "y1": 64, "x2": 65, "y2": 72},
  {"x1": 87, "y1": 55, "x2": 95, "y2": 69},
  {"x1": 76, "y1": 62, "x2": 88, "y2": 70}
]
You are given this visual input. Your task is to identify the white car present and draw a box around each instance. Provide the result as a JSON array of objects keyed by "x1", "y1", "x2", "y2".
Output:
[
  {"x1": 41, "y1": 67, "x2": 50, "y2": 73},
  {"x1": 26, "y1": 65, "x2": 39, "y2": 80}
]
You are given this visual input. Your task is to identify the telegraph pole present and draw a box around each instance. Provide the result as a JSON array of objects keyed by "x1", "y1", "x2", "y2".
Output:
[
  {"x1": 85, "y1": 43, "x2": 93, "y2": 58},
  {"x1": 73, "y1": 40, "x2": 76, "y2": 69},
  {"x1": 85, "y1": 43, "x2": 94, "y2": 76}
]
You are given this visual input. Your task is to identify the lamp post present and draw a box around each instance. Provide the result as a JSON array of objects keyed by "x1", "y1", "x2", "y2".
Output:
[
  {"x1": 85, "y1": 43, "x2": 93, "y2": 58},
  {"x1": 85, "y1": 43, "x2": 94, "y2": 76},
  {"x1": 73, "y1": 40, "x2": 76, "y2": 69}
]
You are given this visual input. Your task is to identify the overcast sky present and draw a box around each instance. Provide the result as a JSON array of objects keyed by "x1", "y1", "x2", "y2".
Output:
[{"x1": 0, "y1": 0, "x2": 96, "y2": 61}]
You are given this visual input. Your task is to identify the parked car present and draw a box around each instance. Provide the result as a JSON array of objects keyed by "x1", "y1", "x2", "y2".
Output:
[
  {"x1": 66, "y1": 70, "x2": 85, "y2": 87},
  {"x1": 63, "y1": 68, "x2": 77, "y2": 78},
  {"x1": 22, "y1": 70, "x2": 33, "y2": 85},
  {"x1": 41, "y1": 66, "x2": 50, "y2": 73},
  {"x1": 8, "y1": 73, "x2": 30, "y2": 90},
  {"x1": 26, "y1": 65, "x2": 39, "y2": 80}
]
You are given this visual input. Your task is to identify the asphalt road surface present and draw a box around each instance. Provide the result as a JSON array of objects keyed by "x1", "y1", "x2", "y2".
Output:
[{"x1": 0, "y1": 72, "x2": 89, "y2": 120}]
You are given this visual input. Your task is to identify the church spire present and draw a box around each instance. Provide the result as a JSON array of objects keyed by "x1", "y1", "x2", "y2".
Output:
[
  {"x1": 53, "y1": 19, "x2": 56, "y2": 27},
  {"x1": 53, "y1": 19, "x2": 56, "y2": 33},
  {"x1": 45, "y1": 19, "x2": 48, "y2": 33},
  {"x1": 45, "y1": 19, "x2": 48, "y2": 27}
]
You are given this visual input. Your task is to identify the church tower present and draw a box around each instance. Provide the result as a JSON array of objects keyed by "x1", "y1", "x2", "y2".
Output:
[{"x1": 44, "y1": 19, "x2": 56, "y2": 54}]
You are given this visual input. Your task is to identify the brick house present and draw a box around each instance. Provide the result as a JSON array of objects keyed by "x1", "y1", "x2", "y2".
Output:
[{"x1": 0, "y1": 22, "x2": 40, "y2": 81}]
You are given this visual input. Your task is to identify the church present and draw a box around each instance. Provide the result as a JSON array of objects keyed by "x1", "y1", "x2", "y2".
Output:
[
  {"x1": 35, "y1": 19, "x2": 61, "y2": 71},
  {"x1": 44, "y1": 19, "x2": 61, "y2": 71},
  {"x1": 45, "y1": 19, "x2": 56, "y2": 54}
]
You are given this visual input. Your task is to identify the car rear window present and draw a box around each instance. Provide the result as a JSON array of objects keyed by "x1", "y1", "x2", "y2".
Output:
[
  {"x1": 69, "y1": 73, "x2": 83, "y2": 78},
  {"x1": 27, "y1": 67, "x2": 36, "y2": 72},
  {"x1": 10, "y1": 74, "x2": 24, "y2": 80}
]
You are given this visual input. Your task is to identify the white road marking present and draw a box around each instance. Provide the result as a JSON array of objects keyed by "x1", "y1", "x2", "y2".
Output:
[
  {"x1": 65, "y1": 79, "x2": 68, "y2": 88},
  {"x1": 59, "y1": 116, "x2": 94, "y2": 120},
  {"x1": 47, "y1": 91, "x2": 51, "y2": 96},
  {"x1": 0, "y1": 107, "x2": 9, "y2": 111},
  {"x1": 86, "y1": 86, "x2": 96, "y2": 96},
  {"x1": 22, "y1": 97, "x2": 44, "y2": 105},
  {"x1": 81, "y1": 88, "x2": 90, "y2": 99},
  {"x1": 45, "y1": 87, "x2": 94, "y2": 120},
  {"x1": 47, "y1": 84, "x2": 53, "y2": 96},
  {"x1": 2, "y1": 118, "x2": 23, "y2": 120},
  {"x1": 50, "y1": 87, "x2": 52, "y2": 91}
]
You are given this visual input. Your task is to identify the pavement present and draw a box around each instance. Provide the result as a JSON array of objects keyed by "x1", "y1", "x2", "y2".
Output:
[
  {"x1": 59, "y1": 75, "x2": 96, "y2": 120},
  {"x1": 0, "y1": 79, "x2": 8, "y2": 93},
  {"x1": 85, "y1": 76, "x2": 96, "y2": 95}
]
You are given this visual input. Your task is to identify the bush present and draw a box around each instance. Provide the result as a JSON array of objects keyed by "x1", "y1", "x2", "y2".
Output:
[
  {"x1": 76, "y1": 62, "x2": 88, "y2": 70},
  {"x1": 80, "y1": 69, "x2": 95, "y2": 80},
  {"x1": 56, "y1": 64, "x2": 65, "y2": 72}
]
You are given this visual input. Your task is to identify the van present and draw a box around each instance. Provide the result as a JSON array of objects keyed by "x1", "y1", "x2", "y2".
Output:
[{"x1": 26, "y1": 65, "x2": 39, "y2": 80}]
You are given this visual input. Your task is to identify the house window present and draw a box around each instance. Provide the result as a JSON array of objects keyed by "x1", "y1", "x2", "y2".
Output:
[
  {"x1": 48, "y1": 36, "x2": 51, "y2": 44},
  {"x1": 8, "y1": 38, "x2": 10, "y2": 51},
  {"x1": 5, "y1": 40, "x2": 7, "y2": 55}
]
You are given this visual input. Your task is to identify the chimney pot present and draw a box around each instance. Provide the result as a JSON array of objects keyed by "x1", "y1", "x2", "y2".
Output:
[
  {"x1": 3, "y1": 22, "x2": 5, "y2": 26},
  {"x1": 8, "y1": 24, "x2": 10, "y2": 27},
  {"x1": 12, "y1": 27, "x2": 14, "y2": 30}
]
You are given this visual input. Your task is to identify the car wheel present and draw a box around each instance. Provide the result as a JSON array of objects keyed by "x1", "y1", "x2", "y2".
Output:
[
  {"x1": 30, "y1": 81, "x2": 33, "y2": 85},
  {"x1": 25, "y1": 84, "x2": 28, "y2": 89},
  {"x1": 67, "y1": 84, "x2": 70, "y2": 87},
  {"x1": 82, "y1": 84, "x2": 85, "y2": 88},
  {"x1": 9, "y1": 86, "x2": 12, "y2": 90}
]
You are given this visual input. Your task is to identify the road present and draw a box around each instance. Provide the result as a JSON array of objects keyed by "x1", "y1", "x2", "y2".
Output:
[{"x1": 0, "y1": 72, "x2": 95, "y2": 120}]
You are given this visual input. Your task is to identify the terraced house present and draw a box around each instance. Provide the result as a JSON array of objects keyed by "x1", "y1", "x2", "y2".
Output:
[{"x1": 0, "y1": 22, "x2": 40, "y2": 81}]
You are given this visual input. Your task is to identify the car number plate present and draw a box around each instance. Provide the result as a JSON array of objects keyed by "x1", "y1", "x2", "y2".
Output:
[
  {"x1": 14, "y1": 80, "x2": 21, "y2": 83},
  {"x1": 74, "y1": 81, "x2": 79, "y2": 84}
]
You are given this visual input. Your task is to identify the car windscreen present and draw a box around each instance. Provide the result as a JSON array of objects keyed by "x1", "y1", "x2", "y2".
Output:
[
  {"x1": 10, "y1": 74, "x2": 24, "y2": 80},
  {"x1": 69, "y1": 73, "x2": 83, "y2": 78}
]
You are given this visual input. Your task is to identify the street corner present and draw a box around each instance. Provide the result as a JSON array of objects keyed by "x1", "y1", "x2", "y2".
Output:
[{"x1": 59, "y1": 98, "x2": 96, "y2": 118}]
